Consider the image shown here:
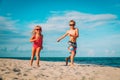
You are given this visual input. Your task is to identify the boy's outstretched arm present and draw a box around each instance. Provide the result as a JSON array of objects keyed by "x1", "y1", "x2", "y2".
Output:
[{"x1": 57, "y1": 32, "x2": 68, "y2": 42}]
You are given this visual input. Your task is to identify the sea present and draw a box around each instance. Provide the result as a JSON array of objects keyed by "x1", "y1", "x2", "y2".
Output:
[{"x1": 0, "y1": 57, "x2": 120, "y2": 68}]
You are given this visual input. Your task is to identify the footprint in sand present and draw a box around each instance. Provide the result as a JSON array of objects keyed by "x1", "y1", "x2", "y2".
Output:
[{"x1": 13, "y1": 68, "x2": 21, "y2": 72}]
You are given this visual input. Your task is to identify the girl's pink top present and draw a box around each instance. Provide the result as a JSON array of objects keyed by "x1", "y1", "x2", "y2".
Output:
[{"x1": 33, "y1": 35, "x2": 43, "y2": 48}]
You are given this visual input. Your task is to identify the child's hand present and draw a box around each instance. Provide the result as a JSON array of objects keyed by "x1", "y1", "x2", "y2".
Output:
[{"x1": 57, "y1": 39, "x2": 60, "y2": 42}]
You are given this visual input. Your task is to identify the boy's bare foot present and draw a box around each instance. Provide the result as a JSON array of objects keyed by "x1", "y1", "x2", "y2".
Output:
[
  {"x1": 30, "y1": 63, "x2": 32, "y2": 66},
  {"x1": 70, "y1": 64, "x2": 75, "y2": 67}
]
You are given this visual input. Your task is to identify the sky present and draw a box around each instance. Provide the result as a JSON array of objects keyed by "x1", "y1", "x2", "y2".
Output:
[{"x1": 0, "y1": 0, "x2": 120, "y2": 57}]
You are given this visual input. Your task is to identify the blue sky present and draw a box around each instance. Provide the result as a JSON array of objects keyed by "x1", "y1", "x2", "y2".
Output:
[{"x1": 0, "y1": 0, "x2": 120, "y2": 57}]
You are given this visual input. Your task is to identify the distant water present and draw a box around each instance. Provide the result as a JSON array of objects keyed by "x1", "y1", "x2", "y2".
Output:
[{"x1": 0, "y1": 57, "x2": 120, "y2": 68}]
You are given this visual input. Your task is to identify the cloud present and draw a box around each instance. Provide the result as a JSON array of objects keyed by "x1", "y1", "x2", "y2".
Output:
[
  {"x1": 0, "y1": 15, "x2": 29, "y2": 37},
  {"x1": 77, "y1": 33, "x2": 120, "y2": 52},
  {"x1": 0, "y1": 16, "x2": 30, "y2": 52},
  {"x1": 99, "y1": 34, "x2": 120, "y2": 47},
  {"x1": 0, "y1": 16, "x2": 18, "y2": 44},
  {"x1": 0, "y1": 11, "x2": 120, "y2": 57},
  {"x1": 105, "y1": 49, "x2": 110, "y2": 54},
  {"x1": 28, "y1": 11, "x2": 119, "y2": 31},
  {"x1": 87, "y1": 49, "x2": 95, "y2": 57},
  {"x1": 26, "y1": 11, "x2": 120, "y2": 56},
  {"x1": 105, "y1": 49, "x2": 116, "y2": 57},
  {"x1": 0, "y1": 16, "x2": 19, "y2": 31}
]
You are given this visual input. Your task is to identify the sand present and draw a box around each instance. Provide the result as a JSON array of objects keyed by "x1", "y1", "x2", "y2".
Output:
[{"x1": 0, "y1": 59, "x2": 120, "y2": 80}]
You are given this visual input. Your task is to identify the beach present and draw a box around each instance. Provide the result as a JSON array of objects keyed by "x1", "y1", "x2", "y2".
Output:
[{"x1": 0, "y1": 59, "x2": 120, "y2": 80}]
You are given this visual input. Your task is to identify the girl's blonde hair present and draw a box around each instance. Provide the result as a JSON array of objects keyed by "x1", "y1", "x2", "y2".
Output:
[{"x1": 32, "y1": 25, "x2": 42, "y2": 35}]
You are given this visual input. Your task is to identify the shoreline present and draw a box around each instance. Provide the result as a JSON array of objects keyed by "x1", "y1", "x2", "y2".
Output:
[
  {"x1": 0, "y1": 57, "x2": 120, "y2": 68},
  {"x1": 0, "y1": 59, "x2": 120, "y2": 80}
]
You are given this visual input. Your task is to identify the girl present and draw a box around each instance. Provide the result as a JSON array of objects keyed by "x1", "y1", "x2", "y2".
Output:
[{"x1": 30, "y1": 25, "x2": 43, "y2": 67}]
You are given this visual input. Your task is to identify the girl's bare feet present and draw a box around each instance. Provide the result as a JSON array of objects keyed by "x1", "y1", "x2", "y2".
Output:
[{"x1": 70, "y1": 64, "x2": 75, "y2": 67}]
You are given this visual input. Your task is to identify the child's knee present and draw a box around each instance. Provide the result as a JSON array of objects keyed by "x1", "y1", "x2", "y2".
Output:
[
  {"x1": 36, "y1": 55, "x2": 40, "y2": 59},
  {"x1": 31, "y1": 56, "x2": 34, "y2": 60}
]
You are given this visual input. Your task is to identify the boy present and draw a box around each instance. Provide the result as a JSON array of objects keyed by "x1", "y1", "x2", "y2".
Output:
[{"x1": 57, "y1": 20, "x2": 79, "y2": 67}]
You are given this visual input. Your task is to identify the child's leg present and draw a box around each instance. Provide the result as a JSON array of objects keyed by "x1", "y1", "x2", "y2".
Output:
[
  {"x1": 66, "y1": 46, "x2": 74, "y2": 66},
  {"x1": 68, "y1": 46, "x2": 74, "y2": 53},
  {"x1": 66, "y1": 56, "x2": 70, "y2": 66},
  {"x1": 30, "y1": 47, "x2": 36, "y2": 66},
  {"x1": 70, "y1": 51, "x2": 76, "y2": 66},
  {"x1": 36, "y1": 47, "x2": 41, "y2": 67}
]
